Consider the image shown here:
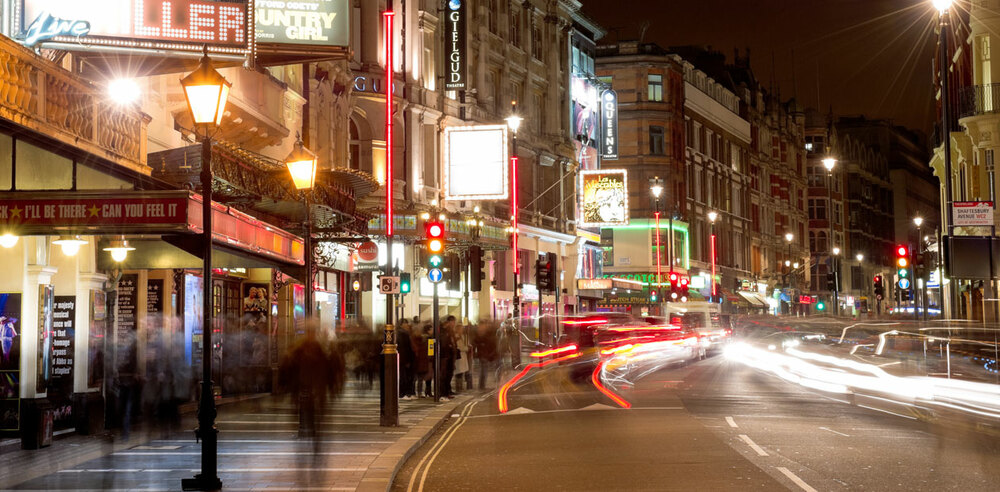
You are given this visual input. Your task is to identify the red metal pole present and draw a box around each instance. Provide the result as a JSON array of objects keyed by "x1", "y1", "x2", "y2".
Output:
[
  {"x1": 512, "y1": 156, "x2": 519, "y2": 275},
  {"x1": 711, "y1": 233, "x2": 717, "y2": 300},
  {"x1": 384, "y1": 11, "x2": 394, "y2": 236},
  {"x1": 655, "y1": 212, "x2": 661, "y2": 292}
]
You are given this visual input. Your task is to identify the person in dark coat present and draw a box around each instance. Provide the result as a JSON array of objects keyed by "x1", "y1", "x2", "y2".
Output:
[
  {"x1": 278, "y1": 327, "x2": 343, "y2": 437},
  {"x1": 440, "y1": 316, "x2": 458, "y2": 400},
  {"x1": 415, "y1": 324, "x2": 432, "y2": 397},
  {"x1": 397, "y1": 319, "x2": 416, "y2": 400},
  {"x1": 473, "y1": 322, "x2": 500, "y2": 389}
]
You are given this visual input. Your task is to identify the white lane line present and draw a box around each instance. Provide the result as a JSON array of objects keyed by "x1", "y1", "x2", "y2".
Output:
[
  {"x1": 725, "y1": 416, "x2": 739, "y2": 428},
  {"x1": 115, "y1": 451, "x2": 379, "y2": 456},
  {"x1": 857, "y1": 404, "x2": 918, "y2": 420},
  {"x1": 738, "y1": 434, "x2": 769, "y2": 457},
  {"x1": 61, "y1": 467, "x2": 366, "y2": 473},
  {"x1": 218, "y1": 429, "x2": 406, "y2": 434},
  {"x1": 776, "y1": 467, "x2": 819, "y2": 492},
  {"x1": 217, "y1": 420, "x2": 383, "y2": 425},
  {"x1": 150, "y1": 439, "x2": 393, "y2": 444},
  {"x1": 818, "y1": 426, "x2": 850, "y2": 437}
]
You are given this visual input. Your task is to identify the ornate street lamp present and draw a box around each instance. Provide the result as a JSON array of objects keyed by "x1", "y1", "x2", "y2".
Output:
[
  {"x1": 507, "y1": 102, "x2": 523, "y2": 324},
  {"x1": 180, "y1": 49, "x2": 230, "y2": 492},
  {"x1": 650, "y1": 177, "x2": 665, "y2": 300},
  {"x1": 708, "y1": 210, "x2": 719, "y2": 303},
  {"x1": 285, "y1": 136, "x2": 318, "y2": 321}
]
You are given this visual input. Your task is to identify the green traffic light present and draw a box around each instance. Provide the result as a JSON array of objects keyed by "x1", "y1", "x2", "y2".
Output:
[
  {"x1": 429, "y1": 254, "x2": 443, "y2": 267},
  {"x1": 816, "y1": 301, "x2": 826, "y2": 311},
  {"x1": 401, "y1": 282, "x2": 411, "y2": 293},
  {"x1": 898, "y1": 269, "x2": 908, "y2": 278}
]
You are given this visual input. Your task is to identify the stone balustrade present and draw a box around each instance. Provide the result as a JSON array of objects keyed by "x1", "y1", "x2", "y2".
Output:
[{"x1": 0, "y1": 35, "x2": 148, "y2": 173}]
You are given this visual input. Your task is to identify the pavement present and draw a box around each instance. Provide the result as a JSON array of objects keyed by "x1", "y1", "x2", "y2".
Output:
[{"x1": 0, "y1": 382, "x2": 476, "y2": 491}]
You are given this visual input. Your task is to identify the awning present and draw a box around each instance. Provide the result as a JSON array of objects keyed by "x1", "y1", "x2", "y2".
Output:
[{"x1": 738, "y1": 291, "x2": 768, "y2": 308}]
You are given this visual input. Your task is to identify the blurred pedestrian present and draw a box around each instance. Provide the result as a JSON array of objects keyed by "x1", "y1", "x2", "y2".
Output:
[
  {"x1": 416, "y1": 324, "x2": 433, "y2": 397},
  {"x1": 440, "y1": 316, "x2": 457, "y2": 400},
  {"x1": 474, "y1": 323, "x2": 499, "y2": 389},
  {"x1": 397, "y1": 319, "x2": 416, "y2": 400},
  {"x1": 454, "y1": 321, "x2": 470, "y2": 393},
  {"x1": 278, "y1": 325, "x2": 343, "y2": 438}
]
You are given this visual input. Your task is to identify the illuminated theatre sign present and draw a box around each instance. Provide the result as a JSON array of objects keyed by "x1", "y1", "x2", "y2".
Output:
[
  {"x1": 19, "y1": 0, "x2": 249, "y2": 53},
  {"x1": 255, "y1": 0, "x2": 349, "y2": 47},
  {"x1": 579, "y1": 169, "x2": 629, "y2": 227}
]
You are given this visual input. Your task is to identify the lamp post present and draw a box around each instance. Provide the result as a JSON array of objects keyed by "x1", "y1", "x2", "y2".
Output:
[
  {"x1": 651, "y1": 177, "x2": 665, "y2": 301},
  {"x1": 823, "y1": 156, "x2": 838, "y2": 316},
  {"x1": 914, "y1": 216, "x2": 926, "y2": 321},
  {"x1": 180, "y1": 48, "x2": 230, "y2": 492},
  {"x1": 832, "y1": 245, "x2": 841, "y2": 316},
  {"x1": 784, "y1": 232, "x2": 794, "y2": 314},
  {"x1": 856, "y1": 253, "x2": 864, "y2": 314},
  {"x1": 381, "y1": 9, "x2": 398, "y2": 428},
  {"x1": 709, "y1": 211, "x2": 719, "y2": 303},
  {"x1": 506, "y1": 103, "x2": 523, "y2": 324},
  {"x1": 285, "y1": 136, "x2": 319, "y2": 319},
  {"x1": 934, "y1": 0, "x2": 955, "y2": 319}
]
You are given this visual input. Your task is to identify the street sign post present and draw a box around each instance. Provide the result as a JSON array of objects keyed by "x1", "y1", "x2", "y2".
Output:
[{"x1": 428, "y1": 268, "x2": 444, "y2": 283}]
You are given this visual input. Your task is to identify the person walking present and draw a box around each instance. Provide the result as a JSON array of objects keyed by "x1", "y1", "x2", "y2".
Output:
[
  {"x1": 473, "y1": 323, "x2": 499, "y2": 389},
  {"x1": 416, "y1": 324, "x2": 433, "y2": 397},
  {"x1": 453, "y1": 321, "x2": 470, "y2": 393},
  {"x1": 397, "y1": 319, "x2": 416, "y2": 400},
  {"x1": 440, "y1": 316, "x2": 458, "y2": 400},
  {"x1": 278, "y1": 326, "x2": 342, "y2": 437}
]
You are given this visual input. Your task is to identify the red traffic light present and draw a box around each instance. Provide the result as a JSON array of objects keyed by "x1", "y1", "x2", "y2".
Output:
[
  {"x1": 680, "y1": 276, "x2": 689, "y2": 286},
  {"x1": 669, "y1": 272, "x2": 679, "y2": 282},
  {"x1": 426, "y1": 221, "x2": 445, "y2": 238},
  {"x1": 896, "y1": 245, "x2": 908, "y2": 257}
]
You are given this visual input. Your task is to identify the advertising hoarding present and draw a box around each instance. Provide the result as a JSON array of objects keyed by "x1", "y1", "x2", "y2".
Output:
[
  {"x1": 444, "y1": 125, "x2": 509, "y2": 200},
  {"x1": 19, "y1": 0, "x2": 248, "y2": 53},
  {"x1": 579, "y1": 169, "x2": 629, "y2": 227},
  {"x1": 255, "y1": 0, "x2": 349, "y2": 47},
  {"x1": 0, "y1": 293, "x2": 22, "y2": 431},
  {"x1": 443, "y1": 0, "x2": 466, "y2": 89},
  {"x1": 953, "y1": 201, "x2": 994, "y2": 227}
]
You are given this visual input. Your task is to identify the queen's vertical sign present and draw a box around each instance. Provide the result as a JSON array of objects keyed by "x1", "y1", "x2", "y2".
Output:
[
  {"x1": 444, "y1": 0, "x2": 466, "y2": 90},
  {"x1": 601, "y1": 89, "x2": 619, "y2": 160}
]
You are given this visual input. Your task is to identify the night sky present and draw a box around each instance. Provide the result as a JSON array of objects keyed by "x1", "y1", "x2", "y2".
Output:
[{"x1": 582, "y1": 0, "x2": 943, "y2": 139}]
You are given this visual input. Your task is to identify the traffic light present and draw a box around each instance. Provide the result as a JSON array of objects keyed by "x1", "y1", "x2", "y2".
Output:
[
  {"x1": 447, "y1": 254, "x2": 461, "y2": 288},
  {"x1": 816, "y1": 301, "x2": 826, "y2": 311},
  {"x1": 668, "y1": 272, "x2": 680, "y2": 301},
  {"x1": 400, "y1": 273, "x2": 411, "y2": 294},
  {"x1": 535, "y1": 253, "x2": 557, "y2": 293},
  {"x1": 650, "y1": 290, "x2": 658, "y2": 302},
  {"x1": 873, "y1": 274, "x2": 885, "y2": 299},
  {"x1": 678, "y1": 275, "x2": 690, "y2": 303},
  {"x1": 896, "y1": 245, "x2": 911, "y2": 292},
  {"x1": 826, "y1": 275, "x2": 837, "y2": 292},
  {"x1": 425, "y1": 220, "x2": 446, "y2": 282},
  {"x1": 469, "y1": 245, "x2": 483, "y2": 292}
]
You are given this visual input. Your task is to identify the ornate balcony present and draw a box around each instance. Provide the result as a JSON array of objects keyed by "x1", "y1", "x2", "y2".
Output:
[
  {"x1": 958, "y1": 83, "x2": 1000, "y2": 119},
  {"x1": 0, "y1": 35, "x2": 149, "y2": 173}
]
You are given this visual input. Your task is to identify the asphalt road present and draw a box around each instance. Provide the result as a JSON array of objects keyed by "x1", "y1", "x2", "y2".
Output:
[{"x1": 393, "y1": 350, "x2": 1000, "y2": 491}]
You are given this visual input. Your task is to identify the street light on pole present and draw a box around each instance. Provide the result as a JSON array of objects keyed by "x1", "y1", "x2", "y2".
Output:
[
  {"x1": 914, "y1": 216, "x2": 926, "y2": 321},
  {"x1": 933, "y1": 0, "x2": 955, "y2": 320},
  {"x1": 708, "y1": 210, "x2": 718, "y2": 303},
  {"x1": 506, "y1": 103, "x2": 523, "y2": 325},
  {"x1": 285, "y1": 136, "x2": 318, "y2": 320},
  {"x1": 823, "y1": 156, "x2": 838, "y2": 316},
  {"x1": 784, "y1": 232, "x2": 794, "y2": 315},
  {"x1": 651, "y1": 177, "x2": 665, "y2": 302},
  {"x1": 180, "y1": 48, "x2": 230, "y2": 492}
]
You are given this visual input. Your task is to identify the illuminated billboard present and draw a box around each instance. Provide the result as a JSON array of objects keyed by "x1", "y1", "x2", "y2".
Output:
[
  {"x1": 443, "y1": 125, "x2": 509, "y2": 201},
  {"x1": 579, "y1": 169, "x2": 628, "y2": 227},
  {"x1": 255, "y1": 0, "x2": 349, "y2": 47},
  {"x1": 19, "y1": 0, "x2": 248, "y2": 54}
]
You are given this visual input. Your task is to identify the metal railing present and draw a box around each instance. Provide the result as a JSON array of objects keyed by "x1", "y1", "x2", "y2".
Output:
[
  {"x1": 0, "y1": 35, "x2": 148, "y2": 172},
  {"x1": 958, "y1": 83, "x2": 1000, "y2": 119}
]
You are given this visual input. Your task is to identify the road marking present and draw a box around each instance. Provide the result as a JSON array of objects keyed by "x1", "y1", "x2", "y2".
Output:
[
  {"x1": 818, "y1": 426, "x2": 850, "y2": 437},
  {"x1": 878, "y1": 361, "x2": 901, "y2": 367},
  {"x1": 726, "y1": 416, "x2": 739, "y2": 428},
  {"x1": 407, "y1": 397, "x2": 485, "y2": 492},
  {"x1": 218, "y1": 429, "x2": 406, "y2": 434},
  {"x1": 738, "y1": 434, "x2": 769, "y2": 456},
  {"x1": 776, "y1": 467, "x2": 819, "y2": 492},
  {"x1": 115, "y1": 451, "x2": 379, "y2": 456},
  {"x1": 60, "y1": 467, "x2": 366, "y2": 473},
  {"x1": 217, "y1": 420, "x2": 382, "y2": 425},
  {"x1": 857, "y1": 404, "x2": 918, "y2": 420},
  {"x1": 152, "y1": 439, "x2": 392, "y2": 444}
]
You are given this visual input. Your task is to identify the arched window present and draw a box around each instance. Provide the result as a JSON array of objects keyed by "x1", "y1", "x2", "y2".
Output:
[
  {"x1": 349, "y1": 119, "x2": 361, "y2": 171},
  {"x1": 809, "y1": 231, "x2": 817, "y2": 252}
]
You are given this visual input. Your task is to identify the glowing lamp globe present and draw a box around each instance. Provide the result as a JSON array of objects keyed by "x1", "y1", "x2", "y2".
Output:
[
  {"x1": 180, "y1": 52, "x2": 231, "y2": 126},
  {"x1": 0, "y1": 234, "x2": 17, "y2": 248},
  {"x1": 285, "y1": 139, "x2": 319, "y2": 190},
  {"x1": 52, "y1": 236, "x2": 87, "y2": 256}
]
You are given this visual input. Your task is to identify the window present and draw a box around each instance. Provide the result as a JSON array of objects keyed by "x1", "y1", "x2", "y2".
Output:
[
  {"x1": 808, "y1": 198, "x2": 827, "y2": 220},
  {"x1": 488, "y1": 0, "x2": 498, "y2": 34},
  {"x1": 647, "y1": 74, "x2": 663, "y2": 101},
  {"x1": 649, "y1": 126, "x2": 665, "y2": 155},
  {"x1": 511, "y1": 82, "x2": 522, "y2": 108},
  {"x1": 533, "y1": 92, "x2": 545, "y2": 132},
  {"x1": 349, "y1": 119, "x2": 361, "y2": 171},
  {"x1": 531, "y1": 23, "x2": 543, "y2": 60},
  {"x1": 510, "y1": 8, "x2": 521, "y2": 48}
]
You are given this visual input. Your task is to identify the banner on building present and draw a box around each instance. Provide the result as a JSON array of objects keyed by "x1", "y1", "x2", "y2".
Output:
[
  {"x1": 601, "y1": 89, "x2": 618, "y2": 160},
  {"x1": 443, "y1": 0, "x2": 466, "y2": 90},
  {"x1": 443, "y1": 125, "x2": 509, "y2": 200},
  {"x1": 953, "y1": 201, "x2": 994, "y2": 227},
  {"x1": 19, "y1": 0, "x2": 249, "y2": 54},
  {"x1": 87, "y1": 289, "x2": 106, "y2": 389},
  {"x1": 0, "y1": 293, "x2": 22, "y2": 431},
  {"x1": 242, "y1": 283, "x2": 270, "y2": 367},
  {"x1": 255, "y1": 0, "x2": 349, "y2": 47},
  {"x1": 50, "y1": 296, "x2": 76, "y2": 430},
  {"x1": 579, "y1": 169, "x2": 629, "y2": 227}
]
